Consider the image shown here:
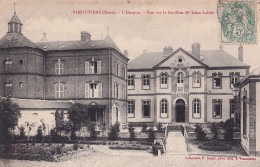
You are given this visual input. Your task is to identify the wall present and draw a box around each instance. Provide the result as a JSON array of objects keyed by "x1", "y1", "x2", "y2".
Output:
[{"x1": 256, "y1": 82, "x2": 260, "y2": 154}]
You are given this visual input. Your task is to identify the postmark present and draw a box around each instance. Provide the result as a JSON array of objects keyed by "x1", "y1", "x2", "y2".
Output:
[{"x1": 219, "y1": 0, "x2": 257, "y2": 44}]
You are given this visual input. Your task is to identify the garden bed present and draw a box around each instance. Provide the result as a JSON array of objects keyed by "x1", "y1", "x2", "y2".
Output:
[{"x1": 109, "y1": 143, "x2": 151, "y2": 150}]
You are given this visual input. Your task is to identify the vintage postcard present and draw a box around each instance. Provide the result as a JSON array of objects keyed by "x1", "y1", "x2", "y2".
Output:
[{"x1": 0, "y1": 0, "x2": 260, "y2": 166}]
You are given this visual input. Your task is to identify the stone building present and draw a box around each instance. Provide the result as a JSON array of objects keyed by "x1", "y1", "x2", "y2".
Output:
[
  {"x1": 127, "y1": 44, "x2": 250, "y2": 126},
  {"x1": 0, "y1": 12, "x2": 128, "y2": 135},
  {"x1": 234, "y1": 67, "x2": 260, "y2": 156}
]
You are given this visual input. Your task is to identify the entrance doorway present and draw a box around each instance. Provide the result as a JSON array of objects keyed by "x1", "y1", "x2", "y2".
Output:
[{"x1": 176, "y1": 99, "x2": 185, "y2": 122}]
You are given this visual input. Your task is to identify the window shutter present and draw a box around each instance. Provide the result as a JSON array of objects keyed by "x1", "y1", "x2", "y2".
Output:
[
  {"x1": 97, "y1": 61, "x2": 101, "y2": 74},
  {"x1": 98, "y1": 83, "x2": 102, "y2": 98},
  {"x1": 85, "y1": 83, "x2": 89, "y2": 98},
  {"x1": 85, "y1": 61, "x2": 89, "y2": 74}
]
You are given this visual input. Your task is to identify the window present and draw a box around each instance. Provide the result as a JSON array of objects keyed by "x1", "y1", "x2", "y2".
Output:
[
  {"x1": 128, "y1": 75, "x2": 135, "y2": 89},
  {"x1": 128, "y1": 100, "x2": 135, "y2": 117},
  {"x1": 230, "y1": 72, "x2": 240, "y2": 88},
  {"x1": 5, "y1": 60, "x2": 12, "y2": 65},
  {"x1": 55, "y1": 82, "x2": 64, "y2": 98},
  {"x1": 85, "y1": 60, "x2": 101, "y2": 74},
  {"x1": 192, "y1": 72, "x2": 201, "y2": 88},
  {"x1": 19, "y1": 59, "x2": 23, "y2": 65},
  {"x1": 230, "y1": 100, "x2": 235, "y2": 118},
  {"x1": 177, "y1": 72, "x2": 184, "y2": 87},
  {"x1": 160, "y1": 73, "x2": 168, "y2": 89},
  {"x1": 85, "y1": 83, "x2": 102, "y2": 98},
  {"x1": 242, "y1": 91, "x2": 247, "y2": 136},
  {"x1": 116, "y1": 64, "x2": 119, "y2": 76},
  {"x1": 114, "y1": 84, "x2": 119, "y2": 98},
  {"x1": 193, "y1": 98, "x2": 201, "y2": 119},
  {"x1": 55, "y1": 59, "x2": 64, "y2": 75},
  {"x1": 142, "y1": 74, "x2": 150, "y2": 90},
  {"x1": 19, "y1": 82, "x2": 23, "y2": 88},
  {"x1": 142, "y1": 100, "x2": 150, "y2": 117},
  {"x1": 160, "y1": 99, "x2": 168, "y2": 118},
  {"x1": 213, "y1": 73, "x2": 222, "y2": 89},
  {"x1": 212, "y1": 99, "x2": 222, "y2": 119},
  {"x1": 122, "y1": 67, "x2": 126, "y2": 79}
]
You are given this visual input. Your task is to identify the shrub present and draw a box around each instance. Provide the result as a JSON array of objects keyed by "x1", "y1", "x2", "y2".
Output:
[
  {"x1": 211, "y1": 122, "x2": 218, "y2": 140},
  {"x1": 62, "y1": 142, "x2": 65, "y2": 147},
  {"x1": 141, "y1": 124, "x2": 147, "y2": 132},
  {"x1": 157, "y1": 123, "x2": 163, "y2": 131},
  {"x1": 223, "y1": 119, "x2": 234, "y2": 141},
  {"x1": 19, "y1": 126, "x2": 26, "y2": 140},
  {"x1": 89, "y1": 124, "x2": 97, "y2": 141},
  {"x1": 128, "y1": 124, "x2": 136, "y2": 141},
  {"x1": 73, "y1": 143, "x2": 79, "y2": 150},
  {"x1": 51, "y1": 148, "x2": 56, "y2": 155},
  {"x1": 50, "y1": 128, "x2": 60, "y2": 142},
  {"x1": 194, "y1": 124, "x2": 206, "y2": 141},
  {"x1": 148, "y1": 127, "x2": 155, "y2": 143},
  {"x1": 180, "y1": 125, "x2": 184, "y2": 136},
  {"x1": 108, "y1": 124, "x2": 119, "y2": 141},
  {"x1": 56, "y1": 145, "x2": 63, "y2": 154},
  {"x1": 35, "y1": 126, "x2": 43, "y2": 141}
]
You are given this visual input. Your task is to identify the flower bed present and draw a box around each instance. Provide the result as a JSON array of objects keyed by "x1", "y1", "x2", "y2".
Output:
[
  {"x1": 0, "y1": 143, "x2": 91, "y2": 162},
  {"x1": 109, "y1": 143, "x2": 151, "y2": 150},
  {"x1": 197, "y1": 140, "x2": 232, "y2": 151}
]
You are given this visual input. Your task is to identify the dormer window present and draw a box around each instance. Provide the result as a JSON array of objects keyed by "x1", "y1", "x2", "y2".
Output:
[{"x1": 5, "y1": 60, "x2": 12, "y2": 65}]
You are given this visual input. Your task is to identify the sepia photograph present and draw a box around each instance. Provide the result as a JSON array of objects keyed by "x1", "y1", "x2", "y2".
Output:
[{"x1": 0, "y1": 0, "x2": 259, "y2": 166}]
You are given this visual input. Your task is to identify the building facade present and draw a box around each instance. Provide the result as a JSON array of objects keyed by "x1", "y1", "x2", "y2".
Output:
[
  {"x1": 0, "y1": 13, "x2": 128, "y2": 134},
  {"x1": 234, "y1": 67, "x2": 260, "y2": 156},
  {"x1": 127, "y1": 45, "x2": 249, "y2": 125}
]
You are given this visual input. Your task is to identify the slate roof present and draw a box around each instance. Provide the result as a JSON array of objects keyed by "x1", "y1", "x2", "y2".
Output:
[
  {"x1": 0, "y1": 33, "x2": 38, "y2": 49},
  {"x1": 128, "y1": 49, "x2": 249, "y2": 69},
  {"x1": 8, "y1": 14, "x2": 22, "y2": 24},
  {"x1": 10, "y1": 98, "x2": 73, "y2": 109}
]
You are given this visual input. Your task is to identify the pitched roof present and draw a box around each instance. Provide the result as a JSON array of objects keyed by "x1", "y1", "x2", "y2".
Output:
[
  {"x1": 8, "y1": 14, "x2": 22, "y2": 24},
  {"x1": 36, "y1": 39, "x2": 122, "y2": 53},
  {"x1": 104, "y1": 35, "x2": 122, "y2": 54},
  {"x1": 10, "y1": 98, "x2": 73, "y2": 109},
  {"x1": 128, "y1": 49, "x2": 249, "y2": 70},
  {"x1": 0, "y1": 33, "x2": 38, "y2": 49}
]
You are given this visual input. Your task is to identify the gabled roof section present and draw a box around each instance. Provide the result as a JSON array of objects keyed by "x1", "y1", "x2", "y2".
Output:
[
  {"x1": 154, "y1": 48, "x2": 208, "y2": 68},
  {"x1": 8, "y1": 14, "x2": 22, "y2": 25}
]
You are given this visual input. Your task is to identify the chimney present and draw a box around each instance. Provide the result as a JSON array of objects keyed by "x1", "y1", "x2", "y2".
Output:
[
  {"x1": 163, "y1": 46, "x2": 173, "y2": 56},
  {"x1": 81, "y1": 31, "x2": 91, "y2": 42},
  {"x1": 238, "y1": 45, "x2": 243, "y2": 62},
  {"x1": 124, "y1": 49, "x2": 128, "y2": 58},
  {"x1": 192, "y1": 43, "x2": 200, "y2": 59}
]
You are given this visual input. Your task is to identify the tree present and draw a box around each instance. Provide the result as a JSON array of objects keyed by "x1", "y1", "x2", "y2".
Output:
[
  {"x1": 194, "y1": 124, "x2": 206, "y2": 141},
  {"x1": 67, "y1": 103, "x2": 89, "y2": 139},
  {"x1": 108, "y1": 124, "x2": 119, "y2": 141},
  {"x1": 223, "y1": 119, "x2": 234, "y2": 141},
  {"x1": 128, "y1": 124, "x2": 135, "y2": 141},
  {"x1": 0, "y1": 98, "x2": 21, "y2": 143},
  {"x1": 35, "y1": 126, "x2": 43, "y2": 142},
  {"x1": 18, "y1": 126, "x2": 26, "y2": 140},
  {"x1": 25, "y1": 121, "x2": 35, "y2": 140},
  {"x1": 148, "y1": 127, "x2": 155, "y2": 143},
  {"x1": 40, "y1": 119, "x2": 46, "y2": 143}
]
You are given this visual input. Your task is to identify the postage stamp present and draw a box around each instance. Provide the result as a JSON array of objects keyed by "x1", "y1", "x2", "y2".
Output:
[{"x1": 219, "y1": 0, "x2": 257, "y2": 44}]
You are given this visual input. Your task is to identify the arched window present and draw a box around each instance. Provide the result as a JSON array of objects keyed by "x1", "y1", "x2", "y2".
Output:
[
  {"x1": 160, "y1": 99, "x2": 168, "y2": 118},
  {"x1": 193, "y1": 72, "x2": 201, "y2": 88},
  {"x1": 193, "y1": 98, "x2": 201, "y2": 118},
  {"x1": 160, "y1": 73, "x2": 168, "y2": 88}
]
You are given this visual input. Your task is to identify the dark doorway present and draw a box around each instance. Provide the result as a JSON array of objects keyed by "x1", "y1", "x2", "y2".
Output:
[{"x1": 176, "y1": 99, "x2": 185, "y2": 122}]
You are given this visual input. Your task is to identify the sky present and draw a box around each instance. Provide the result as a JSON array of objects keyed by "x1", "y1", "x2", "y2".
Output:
[{"x1": 0, "y1": 0, "x2": 259, "y2": 70}]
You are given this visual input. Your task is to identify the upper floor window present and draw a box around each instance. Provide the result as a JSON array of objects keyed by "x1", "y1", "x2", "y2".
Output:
[
  {"x1": 212, "y1": 99, "x2": 222, "y2": 119},
  {"x1": 213, "y1": 73, "x2": 222, "y2": 89},
  {"x1": 230, "y1": 72, "x2": 240, "y2": 88},
  {"x1": 85, "y1": 82, "x2": 102, "y2": 98},
  {"x1": 116, "y1": 64, "x2": 119, "y2": 76},
  {"x1": 192, "y1": 72, "x2": 201, "y2": 88},
  {"x1": 55, "y1": 59, "x2": 64, "y2": 75},
  {"x1": 193, "y1": 98, "x2": 201, "y2": 119},
  {"x1": 128, "y1": 100, "x2": 135, "y2": 118},
  {"x1": 122, "y1": 67, "x2": 126, "y2": 79},
  {"x1": 177, "y1": 72, "x2": 184, "y2": 88},
  {"x1": 142, "y1": 74, "x2": 150, "y2": 90},
  {"x1": 85, "y1": 60, "x2": 101, "y2": 74},
  {"x1": 55, "y1": 82, "x2": 64, "y2": 98},
  {"x1": 160, "y1": 99, "x2": 168, "y2": 118},
  {"x1": 128, "y1": 75, "x2": 135, "y2": 90},
  {"x1": 114, "y1": 84, "x2": 119, "y2": 98},
  {"x1": 19, "y1": 59, "x2": 23, "y2": 66},
  {"x1": 160, "y1": 73, "x2": 168, "y2": 89},
  {"x1": 142, "y1": 100, "x2": 150, "y2": 117}
]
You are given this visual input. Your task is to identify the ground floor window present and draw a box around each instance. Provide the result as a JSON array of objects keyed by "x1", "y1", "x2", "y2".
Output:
[
  {"x1": 160, "y1": 99, "x2": 168, "y2": 118},
  {"x1": 212, "y1": 99, "x2": 222, "y2": 119},
  {"x1": 230, "y1": 99, "x2": 235, "y2": 118},
  {"x1": 142, "y1": 100, "x2": 150, "y2": 117},
  {"x1": 193, "y1": 98, "x2": 201, "y2": 119},
  {"x1": 128, "y1": 100, "x2": 135, "y2": 118}
]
